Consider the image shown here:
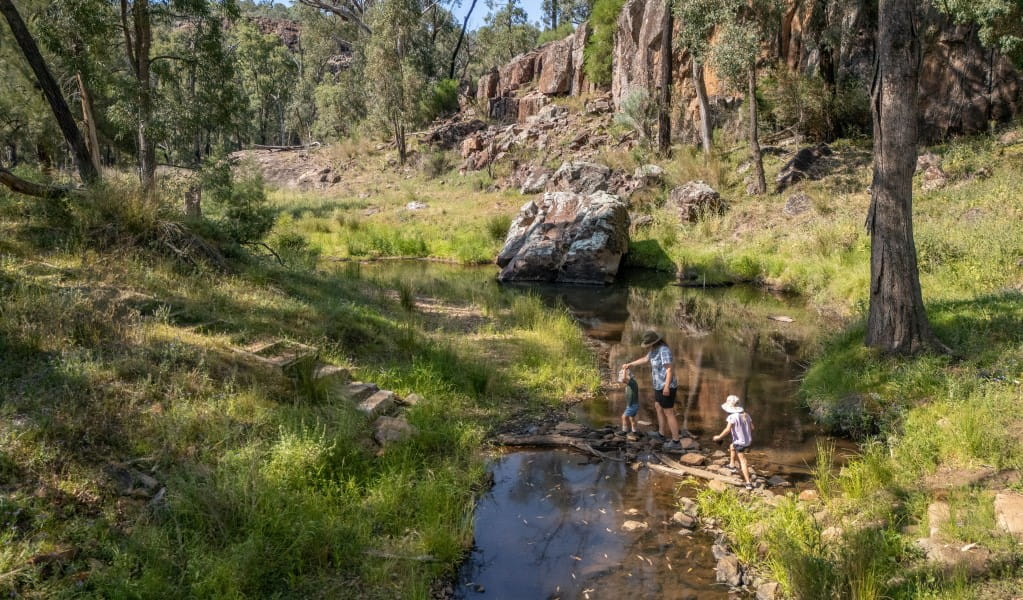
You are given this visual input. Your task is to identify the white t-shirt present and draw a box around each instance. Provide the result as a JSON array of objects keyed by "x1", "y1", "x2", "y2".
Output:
[{"x1": 727, "y1": 412, "x2": 753, "y2": 447}]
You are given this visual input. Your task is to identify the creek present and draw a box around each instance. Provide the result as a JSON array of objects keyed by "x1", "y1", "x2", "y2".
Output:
[{"x1": 363, "y1": 263, "x2": 853, "y2": 599}]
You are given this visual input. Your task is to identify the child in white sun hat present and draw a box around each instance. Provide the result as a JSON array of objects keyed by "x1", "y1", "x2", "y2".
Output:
[{"x1": 712, "y1": 395, "x2": 755, "y2": 489}]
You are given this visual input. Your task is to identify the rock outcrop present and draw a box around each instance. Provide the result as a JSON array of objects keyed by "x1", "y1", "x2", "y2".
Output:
[
  {"x1": 670, "y1": 181, "x2": 727, "y2": 222},
  {"x1": 496, "y1": 192, "x2": 630, "y2": 284}
]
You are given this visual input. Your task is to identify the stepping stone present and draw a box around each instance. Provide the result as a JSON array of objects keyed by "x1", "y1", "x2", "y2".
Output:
[
  {"x1": 312, "y1": 364, "x2": 349, "y2": 383},
  {"x1": 680, "y1": 437, "x2": 700, "y2": 451},
  {"x1": 341, "y1": 382, "x2": 379, "y2": 402},
  {"x1": 671, "y1": 511, "x2": 696, "y2": 529},
  {"x1": 621, "y1": 520, "x2": 647, "y2": 532},
  {"x1": 679, "y1": 452, "x2": 707, "y2": 467},
  {"x1": 358, "y1": 390, "x2": 396, "y2": 416},
  {"x1": 995, "y1": 492, "x2": 1023, "y2": 539},
  {"x1": 767, "y1": 475, "x2": 792, "y2": 488}
]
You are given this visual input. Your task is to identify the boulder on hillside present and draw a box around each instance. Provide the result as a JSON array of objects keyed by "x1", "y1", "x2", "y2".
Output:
[
  {"x1": 547, "y1": 161, "x2": 612, "y2": 195},
  {"x1": 775, "y1": 143, "x2": 833, "y2": 192},
  {"x1": 538, "y1": 35, "x2": 575, "y2": 95},
  {"x1": 670, "y1": 181, "x2": 727, "y2": 222},
  {"x1": 921, "y1": 165, "x2": 949, "y2": 191},
  {"x1": 633, "y1": 164, "x2": 665, "y2": 186},
  {"x1": 783, "y1": 192, "x2": 813, "y2": 216},
  {"x1": 424, "y1": 118, "x2": 487, "y2": 149},
  {"x1": 518, "y1": 166, "x2": 553, "y2": 194},
  {"x1": 496, "y1": 191, "x2": 630, "y2": 285}
]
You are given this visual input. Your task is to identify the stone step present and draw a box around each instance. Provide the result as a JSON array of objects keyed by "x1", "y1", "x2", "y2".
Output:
[
  {"x1": 358, "y1": 390, "x2": 397, "y2": 417},
  {"x1": 341, "y1": 382, "x2": 379, "y2": 403},
  {"x1": 312, "y1": 363, "x2": 349, "y2": 383}
]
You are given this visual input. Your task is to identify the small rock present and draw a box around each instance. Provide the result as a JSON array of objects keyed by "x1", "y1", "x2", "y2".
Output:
[
  {"x1": 679, "y1": 453, "x2": 707, "y2": 467},
  {"x1": 678, "y1": 497, "x2": 698, "y2": 517},
  {"x1": 711, "y1": 543, "x2": 730, "y2": 560},
  {"x1": 783, "y1": 192, "x2": 812, "y2": 216},
  {"x1": 712, "y1": 450, "x2": 727, "y2": 459},
  {"x1": 406, "y1": 201, "x2": 428, "y2": 211},
  {"x1": 994, "y1": 492, "x2": 1023, "y2": 539},
  {"x1": 921, "y1": 165, "x2": 949, "y2": 191},
  {"x1": 708, "y1": 479, "x2": 729, "y2": 492},
  {"x1": 357, "y1": 390, "x2": 397, "y2": 416},
  {"x1": 767, "y1": 475, "x2": 791, "y2": 488},
  {"x1": 715, "y1": 555, "x2": 743, "y2": 587},
  {"x1": 341, "y1": 382, "x2": 379, "y2": 402},
  {"x1": 670, "y1": 181, "x2": 727, "y2": 222},
  {"x1": 630, "y1": 214, "x2": 654, "y2": 230},
  {"x1": 622, "y1": 520, "x2": 648, "y2": 532},
  {"x1": 672, "y1": 512, "x2": 696, "y2": 529},
  {"x1": 624, "y1": 508, "x2": 641, "y2": 516},
  {"x1": 915, "y1": 151, "x2": 942, "y2": 173},
  {"x1": 373, "y1": 415, "x2": 418, "y2": 446},
  {"x1": 403, "y1": 393, "x2": 423, "y2": 406},
  {"x1": 798, "y1": 489, "x2": 819, "y2": 502},
  {"x1": 756, "y1": 581, "x2": 780, "y2": 600},
  {"x1": 679, "y1": 437, "x2": 700, "y2": 451},
  {"x1": 927, "y1": 501, "x2": 951, "y2": 537},
  {"x1": 633, "y1": 164, "x2": 665, "y2": 185}
]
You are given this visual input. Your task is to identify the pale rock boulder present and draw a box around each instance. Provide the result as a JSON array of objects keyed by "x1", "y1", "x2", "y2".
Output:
[
  {"x1": 373, "y1": 415, "x2": 418, "y2": 446},
  {"x1": 547, "y1": 161, "x2": 612, "y2": 195},
  {"x1": 995, "y1": 492, "x2": 1023, "y2": 539},
  {"x1": 669, "y1": 181, "x2": 728, "y2": 222},
  {"x1": 496, "y1": 191, "x2": 630, "y2": 285}
]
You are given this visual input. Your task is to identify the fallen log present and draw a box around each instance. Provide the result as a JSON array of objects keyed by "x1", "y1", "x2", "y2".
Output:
[
  {"x1": 650, "y1": 454, "x2": 743, "y2": 486},
  {"x1": 251, "y1": 142, "x2": 321, "y2": 152},
  {"x1": 494, "y1": 433, "x2": 625, "y2": 462}
]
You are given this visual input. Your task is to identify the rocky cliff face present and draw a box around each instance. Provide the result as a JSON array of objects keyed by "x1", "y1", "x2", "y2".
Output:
[{"x1": 475, "y1": 0, "x2": 1023, "y2": 141}]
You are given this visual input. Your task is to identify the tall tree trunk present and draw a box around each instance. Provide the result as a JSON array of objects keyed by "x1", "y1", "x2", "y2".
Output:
[
  {"x1": 394, "y1": 120, "x2": 407, "y2": 165},
  {"x1": 692, "y1": 59, "x2": 712, "y2": 153},
  {"x1": 657, "y1": 0, "x2": 673, "y2": 156},
  {"x1": 747, "y1": 67, "x2": 766, "y2": 195},
  {"x1": 77, "y1": 74, "x2": 102, "y2": 173},
  {"x1": 449, "y1": 0, "x2": 478, "y2": 79},
  {"x1": 121, "y1": 0, "x2": 155, "y2": 192},
  {"x1": 865, "y1": 0, "x2": 942, "y2": 354},
  {"x1": 0, "y1": 0, "x2": 99, "y2": 185}
]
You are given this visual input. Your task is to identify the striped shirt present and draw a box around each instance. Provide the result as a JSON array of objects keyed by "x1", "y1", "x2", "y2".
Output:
[
  {"x1": 647, "y1": 344, "x2": 678, "y2": 390},
  {"x1": 727, "y1": 412, "x2": 753, "y2": 447}
]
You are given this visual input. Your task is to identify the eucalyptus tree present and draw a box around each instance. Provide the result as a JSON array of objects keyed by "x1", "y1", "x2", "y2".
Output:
[
  {"x1": 708, "y1": 0, "x2": 780, "y2": 195},
  {"x1": 673, "y1": 0, "x2": 732, "y2": 154},
  {"x1": 364, "y1": 0, "x2": 428, "y2": 164}
]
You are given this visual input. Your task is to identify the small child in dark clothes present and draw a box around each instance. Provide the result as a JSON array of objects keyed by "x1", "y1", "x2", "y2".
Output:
[{"x1": 619, "y1": 366, "x2": 639, "y2": 439}]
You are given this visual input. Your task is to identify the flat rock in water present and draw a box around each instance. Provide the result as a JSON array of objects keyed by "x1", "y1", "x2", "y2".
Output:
[
  {"x1": 756, "y1": 581, "x2": 780, "y2": 600},
  {"x1": 767, "y1": 475, "x2": 791, "y2": 488},
  {"x1": 358, "y1": 390, "x2": 396, "y2": 416},
  {"x1": 672, "y1": 512, "x2": 696, "y2": 529},
  {"x1": 715, "y1": 555, "x2": 742, "y2": 587},
  {"x1": 621, "y1": 520, "x2": 648, "y2": 532},
  {"x1": 679, "y1": 453, "x2": 707, "y2": 467}
]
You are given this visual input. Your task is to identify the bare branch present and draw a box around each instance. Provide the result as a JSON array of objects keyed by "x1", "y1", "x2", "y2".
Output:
[{"x1": 0, "y1": 165, "x2": 79, "y2": 199}]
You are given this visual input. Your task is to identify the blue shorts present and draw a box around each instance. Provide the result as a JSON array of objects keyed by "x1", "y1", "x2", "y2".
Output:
[{"x1": 622, "y1": 403, "x2": 639, "y2": 417}]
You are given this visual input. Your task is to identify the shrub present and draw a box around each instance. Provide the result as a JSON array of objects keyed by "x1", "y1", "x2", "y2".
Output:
[
  {"x1": 537, "y1": 22, "x2": 575, "y2": 44},
  {"x1": 614, "y1": 88, "x2": 657, "y2": 144},
  {"x1": 486, "y1": 214, "x2": 512, "y2": 241},
  {"x1": 201, "y1": 157, "x2": 275, "y2": 244},
  {"x1": 418, "y1": 78, "x2": 461, "y2": 124},
  {"x1": 420, "y1": 151, "x2": 453, "y2": 178}
]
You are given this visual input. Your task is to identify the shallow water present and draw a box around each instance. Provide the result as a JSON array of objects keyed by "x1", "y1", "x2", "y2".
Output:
[{"x1": 359, "y1": 263, "x2": 850, "y2": 598}]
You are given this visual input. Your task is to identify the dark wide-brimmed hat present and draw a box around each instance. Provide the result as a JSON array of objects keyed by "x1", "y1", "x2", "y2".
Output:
[{"x1": 640, "y1": 330, "x2": 663, "y2": 347}]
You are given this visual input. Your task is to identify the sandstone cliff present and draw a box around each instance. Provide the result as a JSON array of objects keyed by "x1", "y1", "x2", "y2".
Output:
[{"x1": 474, "y1": 0, "x2": 1023, "y2": 141}]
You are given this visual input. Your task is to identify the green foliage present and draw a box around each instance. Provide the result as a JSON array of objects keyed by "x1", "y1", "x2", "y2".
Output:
[
  {"x1": 583, "y1": 0, "x2": 625, "y2": 86},
  {"x1": 485, "y1": 214, "x2": 512, "y2": 241},
  {"x1": 419, "y1": 78, "x2": 461, "y2": 123},
  {"x1": 201, "y1": 157, "x2": 276, "y2": 244},
  {"x1": 614, "y1": 88, "x2": 657, "y2": 143},
  {"x1": 939, "y1": 0, "x2": 1023, "y2": 67},
  {"x1": 537, "y1": 21, "x2": 575, "y2": 44},
  {"x1": 760, "y1": 66, "x2": 872, "y2": 141},
  {"x1": 471, "y1": 0, "x2": 541, "y2": 77}
]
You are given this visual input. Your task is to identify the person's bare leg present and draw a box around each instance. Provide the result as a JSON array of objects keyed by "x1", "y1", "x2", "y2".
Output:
[
  {"x1": 665, "y1": 409, "x2": 680, "y2": 441},
  {"x1": 738, "y1": 452, "x2": 751, "y2": 485},
  {"x1": 655, "y1": 404, "x2": 667, "y2": 437},
  {"x1": 621, "y1": 414, "x2": 627, "y2": 432},
  {"x1": 729, "y1": 444, "x2": 737, "y2": 469}
]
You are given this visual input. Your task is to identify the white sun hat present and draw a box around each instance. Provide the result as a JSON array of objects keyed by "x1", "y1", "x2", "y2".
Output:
[{"x1": 721, "y1": 394, "x2": 744, "y2": 413}]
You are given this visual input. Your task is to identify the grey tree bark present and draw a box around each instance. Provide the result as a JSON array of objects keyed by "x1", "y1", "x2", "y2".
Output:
[
  {"x1": 657, "y1": 0, "x2": 673, "y2": 156},
  {"x1": 121, "y1": 0, "x2": 156, "y2": 192},
  {"x1": 692, "y1": 59, "x2": 712, "y2": 153},
  {"x1": 0, "y1": 0, "x2": 99, "y2": 186},
  {"x1": 747, "y1": 68, "x2": 766, "y2": 194},
  {"x1": 865, "y1": 0, "x2": 943, "y2": 354}
]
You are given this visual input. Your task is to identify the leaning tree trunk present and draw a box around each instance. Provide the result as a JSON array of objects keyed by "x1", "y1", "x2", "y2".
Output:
[
  {"x1": 747, "y1": 67, "x2": 766, "y2": 195},
  {"x1": 77, "y1": 74, "x2": 102, "y2": 173},
  {"x1": 449, "y1": 0, "x2": 478, "y2": 79},
  {"x1": 0, "y1": 0, "x2": 99, "y2": 186},
  {"x1": 865, "y1": 0, "x2": 942, "y2": 354},
  {"x1": 657, "y1": 0, "x2": 673, "y2": 156},
  {"x1": 692, "y1": 60, "x2": 712, "y2": 154}
]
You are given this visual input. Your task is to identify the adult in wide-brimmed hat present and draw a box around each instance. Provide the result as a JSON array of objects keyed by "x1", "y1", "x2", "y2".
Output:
[
  {"x1": 622, "y1": 330, "x2": 682, "y2": 450},
  {"x1": 712, "y1": 394, "x2": 755, "y2": 489}
]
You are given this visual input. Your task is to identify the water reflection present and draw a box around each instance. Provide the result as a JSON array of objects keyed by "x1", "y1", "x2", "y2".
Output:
[{"x1": 455, "y1": 450, "x2": 720, "y2": 600}]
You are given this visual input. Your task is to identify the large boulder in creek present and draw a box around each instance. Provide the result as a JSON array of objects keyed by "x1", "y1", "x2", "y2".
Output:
[{"x1": 496, "y1": 191, "x2": 630, "y2": 285}]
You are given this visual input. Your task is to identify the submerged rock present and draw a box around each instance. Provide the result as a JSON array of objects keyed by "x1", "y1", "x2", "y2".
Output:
[
  {"x1": 715, "y1": 554, "x2": 743, "y2": 587},
  {"x1": 496, "y1": 191, "x2": 630, "y2": 285}
]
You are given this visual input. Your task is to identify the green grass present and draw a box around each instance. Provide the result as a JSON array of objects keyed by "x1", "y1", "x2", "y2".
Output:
[
  {"x1": 687, "y1": 127, "x2": 1023, "y2": 597},
  {"x1": 0, "y1": 179, "x2": 598, "y2": 598}
]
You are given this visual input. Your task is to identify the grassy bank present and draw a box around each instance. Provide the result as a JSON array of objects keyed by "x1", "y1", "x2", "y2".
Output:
[
  {"x1": 0, "y1": 182, "x2": 597, "y2": 597},
  {"x1": 642, "y1": 130, "x2": 1023, "y2": 597}
]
